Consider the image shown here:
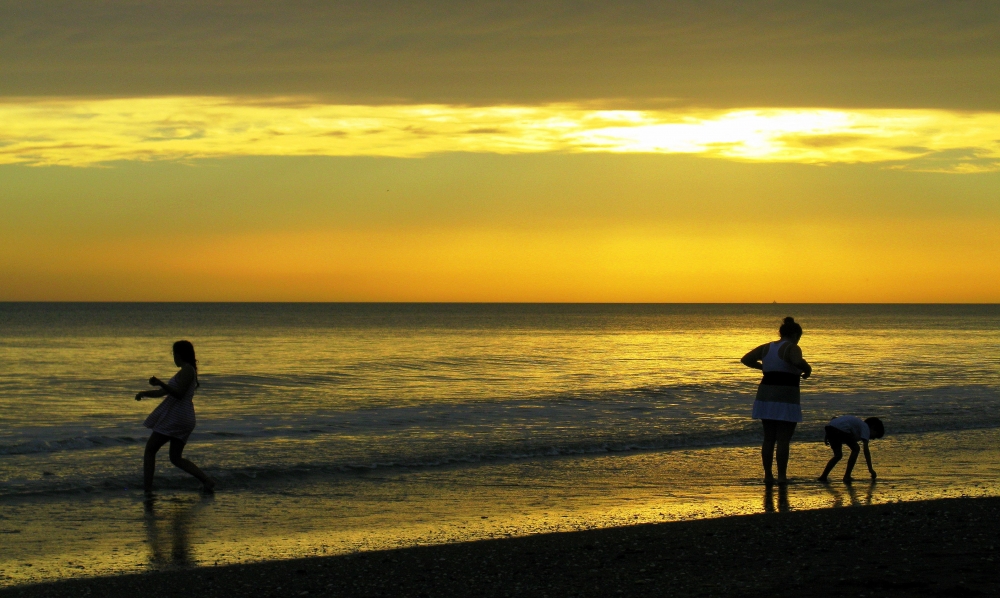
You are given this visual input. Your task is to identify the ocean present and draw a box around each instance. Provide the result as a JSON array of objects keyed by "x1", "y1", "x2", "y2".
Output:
[{"x1": 2, "y1": 303, "x2": 999, "y2": 584}]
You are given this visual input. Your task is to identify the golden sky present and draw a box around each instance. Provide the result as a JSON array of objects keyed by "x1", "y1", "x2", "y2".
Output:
[{"x1": 2, "y1": 1, "x2": 1000, "y2": 301}]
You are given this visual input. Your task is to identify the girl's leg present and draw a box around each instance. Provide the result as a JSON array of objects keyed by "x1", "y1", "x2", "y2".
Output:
[
  {"x1": 761, "y1": 420, "x2": 778, "y2": 483},
  {"x1": 775, "y1": 421, "x2": 797, "y2": 483},
  {"x1": 144, "y1": 432, "x2": 171, "y2": 492},
  {"x1": 168, "y1": 438, "x2": 215, "y2": 491}
]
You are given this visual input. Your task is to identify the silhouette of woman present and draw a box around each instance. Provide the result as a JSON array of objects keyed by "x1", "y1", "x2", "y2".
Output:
[
  {"x1": 135, "y1": 340, "x2": 214, "y2": 494},
  {"x1": 741, "y1": 317, "x2": 812, "y2": 485}
]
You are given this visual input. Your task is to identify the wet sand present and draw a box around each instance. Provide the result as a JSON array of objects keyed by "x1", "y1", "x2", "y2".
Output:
[
  {"x1": 3, "y1": 430, "x2": 1000, "y2": 589},
  {"x1": 3, "y1": 496, "x2": 998, "y2": 598}
]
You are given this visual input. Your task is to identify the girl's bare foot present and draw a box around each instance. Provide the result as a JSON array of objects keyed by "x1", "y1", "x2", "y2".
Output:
[
  {"x1": 764, "y1": 475, "x2": 775, "y2": 485},
  {"x1": 777, "y1": 476, "x2": 788, "y2": 485},
  {"x1": 201, "y1": 478, "x2": 216, "y2": 493}
]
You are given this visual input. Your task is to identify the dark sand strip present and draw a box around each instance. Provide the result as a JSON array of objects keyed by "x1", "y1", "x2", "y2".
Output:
[{"x1": 4, "y1": 496, "x2": 999, "y2": 598}]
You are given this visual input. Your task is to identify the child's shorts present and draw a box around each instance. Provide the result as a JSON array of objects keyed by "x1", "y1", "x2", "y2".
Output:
[{"x1": 824, "y1": 425, "x2": 856, "y2": 449}]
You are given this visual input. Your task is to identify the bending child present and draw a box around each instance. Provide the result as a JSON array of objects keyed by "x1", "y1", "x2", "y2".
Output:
[{"x1": 818, "y1": 415, "x2": 884, "y2": 483}]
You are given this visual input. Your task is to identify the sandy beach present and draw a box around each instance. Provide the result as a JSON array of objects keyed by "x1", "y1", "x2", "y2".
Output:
[{"x1": 3, "y1": 496, "x2": 998, "y2": 598}]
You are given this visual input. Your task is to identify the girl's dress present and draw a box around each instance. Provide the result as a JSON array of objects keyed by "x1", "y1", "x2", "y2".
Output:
[
  {"x1": 751, "y1": 341, "x2": 803, "y2": 423},
  {"x1": 143, "y1": 371, "x2": 198, "y2": 441}
]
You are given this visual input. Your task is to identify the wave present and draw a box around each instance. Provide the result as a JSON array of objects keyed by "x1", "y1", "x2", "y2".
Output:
[
  {"x1": 0, "y1": 435, "x2": 142, "y2": 456},
  {"x1": 3, "y1": 383, "x2": 1000, "y2": 456},
  {"x1": 5, "y1": 420, "x2": 1000, "y2": 501},
  {"x1": 0, "y1": 427, "x2": 763, "y2": 499}
]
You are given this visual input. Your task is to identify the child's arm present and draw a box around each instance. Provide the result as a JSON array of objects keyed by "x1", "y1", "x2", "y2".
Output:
[{"x1": 863, "y1": 440, "x2": 876, "y2": 480}]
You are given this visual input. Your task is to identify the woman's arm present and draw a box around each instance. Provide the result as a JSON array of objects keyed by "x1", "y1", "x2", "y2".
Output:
[
  {"x1": 782, "y1": 344, "x2": 812, "y2": 379},
  {"x1": 740, "y1": 344, "x2": 769, "y2": 370}
]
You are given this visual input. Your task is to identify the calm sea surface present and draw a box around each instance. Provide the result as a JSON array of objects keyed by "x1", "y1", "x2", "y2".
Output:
[
  {"x1": 2, "y1": 303, "x2": 1000, "y2": 585},
  {"x1": 2, "y1": 303, "x2": 998, "y2": 497}
]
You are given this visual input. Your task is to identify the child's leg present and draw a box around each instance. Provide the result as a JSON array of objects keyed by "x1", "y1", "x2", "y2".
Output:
[
  {"x1": 774, "y1": 421, "x2": 796, "y2": 483},
  {"x1": 843, "y1": 440, "x2": 861, "y2": 482},
  {"x1": 761, "y1": 420, "x2": 778, "y2": 482},
  {"x1": 819, "y1": 442, "x2": 842, "y2": 482}
]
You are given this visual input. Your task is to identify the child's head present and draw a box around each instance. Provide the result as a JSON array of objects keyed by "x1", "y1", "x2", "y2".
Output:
[{"x1": 865, "y1": 417, "x2": 885, "y2": 439}]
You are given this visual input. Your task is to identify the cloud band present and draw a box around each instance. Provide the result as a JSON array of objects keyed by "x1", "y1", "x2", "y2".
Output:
[{"x1": 2, "y1": 97, "x2": 999, "y2": 171}]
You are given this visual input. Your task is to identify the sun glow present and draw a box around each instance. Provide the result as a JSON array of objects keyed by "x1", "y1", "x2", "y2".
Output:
[{"x1": 2, "y1": 98, "x2": 999, "y2": 171}]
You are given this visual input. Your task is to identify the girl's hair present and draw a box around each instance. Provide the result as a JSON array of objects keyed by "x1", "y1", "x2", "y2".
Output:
[
  {"x1": 865, "y1": 417, "x2": 885, "y2": 439},
  {"x1": 172, "y1": 340, "x2": 197, "y2": 369},
  {"x1": 778, "y1": 316, "x2": 803, "y2": 339}
]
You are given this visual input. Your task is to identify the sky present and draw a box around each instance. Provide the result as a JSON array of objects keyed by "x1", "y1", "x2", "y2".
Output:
[{"x1": 2, "y1": 0, "x2": 999, "y2": 301}]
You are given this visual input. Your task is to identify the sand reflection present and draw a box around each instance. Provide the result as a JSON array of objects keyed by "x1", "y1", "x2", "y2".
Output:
[
  {"x1": 143, "y1": 494, "x2": 214, "y2": 568},
  {"x1": 762, "y1": 484, "x2": 790, "y2": 513},
  {"x1": 821, "y1": 481, "x2": 876, "y2": 508}
]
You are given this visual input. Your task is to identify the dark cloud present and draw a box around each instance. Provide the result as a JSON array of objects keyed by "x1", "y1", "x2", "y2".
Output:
[
  {"x1": 2, "y1": 0, "x2": 999, "y2": 108},
  {"x1": 784, "y1": 134, "x2": 870, "y2": 148}
]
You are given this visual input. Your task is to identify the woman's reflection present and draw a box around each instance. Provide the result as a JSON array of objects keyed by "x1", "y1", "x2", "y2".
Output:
[{"x1": 763, "y1": 483, "x2": 789, "y2": 513}]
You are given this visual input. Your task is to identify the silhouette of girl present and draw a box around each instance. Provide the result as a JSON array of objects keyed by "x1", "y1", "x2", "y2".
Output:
[
  {"x1": 741, "y1": 317, "x2": 812, "y2": 484},
  {"x1": 135, "y1": 340, "x2": 214, "y2": 494}
]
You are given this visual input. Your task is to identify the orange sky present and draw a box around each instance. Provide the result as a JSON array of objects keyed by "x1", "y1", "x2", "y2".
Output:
[{"x1": 2, "y1": 1, "x2": 999, "y2": 301}]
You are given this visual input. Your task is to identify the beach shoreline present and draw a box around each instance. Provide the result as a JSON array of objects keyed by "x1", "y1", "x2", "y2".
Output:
[
  {"x1": 3, "y1": 496, "x2": 998, "y2": 597},
  {"x1": 3, "y1": 429, "x2": 999, "y2": 589}
]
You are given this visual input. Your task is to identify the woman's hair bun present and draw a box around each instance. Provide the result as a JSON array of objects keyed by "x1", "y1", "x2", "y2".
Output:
[{"x1": 779, "y1": 316, "x2": 802, "y2": 338}]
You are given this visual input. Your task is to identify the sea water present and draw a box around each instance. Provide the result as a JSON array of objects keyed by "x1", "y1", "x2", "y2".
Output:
[{"x1": 1, "y1": 303, "x2": 999, "y2": 584}]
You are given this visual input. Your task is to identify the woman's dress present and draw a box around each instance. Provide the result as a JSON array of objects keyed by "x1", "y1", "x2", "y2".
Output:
[{"x1": 751, "y1": 341, "x2": 803, "y2": 423}]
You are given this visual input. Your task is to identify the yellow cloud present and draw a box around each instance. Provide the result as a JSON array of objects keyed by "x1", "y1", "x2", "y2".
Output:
[{"x1": 1, "y1": 97, "x2": 999, "y2": 171}]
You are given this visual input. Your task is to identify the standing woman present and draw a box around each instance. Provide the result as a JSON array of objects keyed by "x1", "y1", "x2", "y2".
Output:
[
  {"x1": 741, "y1": 317, "x2": 812, "y2": 485},
  {"x1": 135, "y1": 340, "x2": 215, "y2": 494}
]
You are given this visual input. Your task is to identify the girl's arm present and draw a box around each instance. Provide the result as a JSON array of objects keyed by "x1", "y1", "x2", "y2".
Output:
[
  {"x1": 740, "y1": 344, "x2": 769, "y2": 370},
  {"x1": 136, "y1": 365, "x2": 195, "y2": 400},
  {"x1": 135, "y1": 387, "x2": 168, "y2": 401}
]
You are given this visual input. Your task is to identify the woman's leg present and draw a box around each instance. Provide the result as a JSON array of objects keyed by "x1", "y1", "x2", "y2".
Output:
[
  {"x1": 761, "y1": 420, "x2": 777, "y2": 483},
  {"x1": 775, "y1": 421, "x2": 797, "y2": 483},
  {"x1": 144, "y1": 432, "x2": 171, "y2": 492},
  {"x1": 168, "y1": 438, "x2": 215, "y2": 491}
]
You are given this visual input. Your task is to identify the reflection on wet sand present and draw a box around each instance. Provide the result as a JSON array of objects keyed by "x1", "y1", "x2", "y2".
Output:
[
  {"x1": 3, "y1": 430, "x2": 998, "y2": 588},
  {"x1": 763, "y1": 484, "x2": 789, "y2": 513},
  {"x1": 143, "y1": 494, "x2": 214, "y2": 568},
  {"x1": 821, "y1": 481, "x2": 876, "y2": 508}
]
